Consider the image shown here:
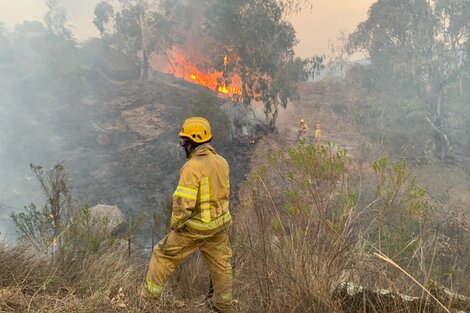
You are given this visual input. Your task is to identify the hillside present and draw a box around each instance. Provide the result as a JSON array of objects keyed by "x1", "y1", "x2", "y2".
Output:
[
  {"x1": 63, "y1": 75, "x2": 259, "y2": 219},
  {"x1": 1, "y1": 78, "x2": 469, "y2": 313},
  {"x1": 0, "y1": 69, "x2": 261, "y2": 241},
  {"x1": 280, "y1": 81, "x2": 470, "y2": 211}
]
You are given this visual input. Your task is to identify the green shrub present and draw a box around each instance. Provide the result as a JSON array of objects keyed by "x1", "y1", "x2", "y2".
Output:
[
  {"x1": 366, "y1": 158, "x2": 430, "y2": 262},
  {"x1": 11, "y1": 163, "x2": 117, "y2": 266},
  {"x1": 11, "y1": 163, "x2": 73, "y2": 256},
  {"x1": 235, "y1": 143, "x2": 437, "y2": 312}
]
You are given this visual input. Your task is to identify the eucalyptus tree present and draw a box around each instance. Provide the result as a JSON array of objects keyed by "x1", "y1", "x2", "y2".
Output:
[
  {"x1": 44, "y1": 0, "x2": 74, "y2": 41},
  {"x1": 93, "y1": 1, "x2": 115, "y2": 34},
  {"x1": 277, "y1": 0, "x2": 314, "y2": 18},
  {"x1": 93, "y1": 0, "x2": 177, "y2": 79},
  {"x1": 328, "y1": 31, "x2": 349, "y2": 80},
  {"x1": 348, "y1": 0, "x2": 470, "y2": 159},
  {"x1": 205, "y1": 0, "x2": 317, "y2": 129}
]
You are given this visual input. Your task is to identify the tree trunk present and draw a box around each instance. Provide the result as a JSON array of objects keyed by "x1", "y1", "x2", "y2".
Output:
[
  {"x1": 459, "y1": 73, "x2": 463, "y2": 97},
  {"x1": 434, "y1": 86, "x2": 445, "y2": 159},
  {"x1": 142, "y1": 49, "x2": 149, "y2": 80},
  {"x1": 269, "y1": 102, "x2": 279, "y2": 131},
  {"x1": 241, "y1": 64, "x2": 250, "y2": 104},
  {"x1": 139, "y1": 9, "x2": 149, "y2": 80}
]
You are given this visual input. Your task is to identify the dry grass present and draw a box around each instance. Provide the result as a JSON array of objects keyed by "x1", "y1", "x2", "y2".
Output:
[
  {"x1": 2, "y1": 141, "x2": 469, "y2": 313},
  {"x1": 0, "y1": 241, "x2": 212, "y2": 313},
  {"x1": 229, "y1": 141, "x2": 470, "y2": 313}
]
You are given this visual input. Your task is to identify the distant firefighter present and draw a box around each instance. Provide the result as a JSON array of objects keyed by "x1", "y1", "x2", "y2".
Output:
[
  {"x1": 315, "y1": 122, "x2": 321, "y2": 142},
  {"x1": 296, "y1": 118, "x2": 309, "y2": 143}
]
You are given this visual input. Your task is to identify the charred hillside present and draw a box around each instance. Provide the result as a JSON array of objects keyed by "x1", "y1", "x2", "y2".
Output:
[{"x1": 62, "y1": 75, "x2": 260, "y2": 218}]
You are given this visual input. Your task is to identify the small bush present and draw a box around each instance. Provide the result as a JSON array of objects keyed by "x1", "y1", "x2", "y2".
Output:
[
  {"x1": 11, "y1": 163, "x2": 73, "y2": 256},
  {"x1": 11, "y1": 164, "x2": 118, "y2": 267}
]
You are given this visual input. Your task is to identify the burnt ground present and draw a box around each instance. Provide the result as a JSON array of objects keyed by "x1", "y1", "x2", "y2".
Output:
[{"x1": 60, "y1": 74, "x2": 261, "y2": 227}]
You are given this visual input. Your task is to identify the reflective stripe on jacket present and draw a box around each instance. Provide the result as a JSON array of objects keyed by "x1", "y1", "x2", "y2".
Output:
[{"x1": 171, "y1": 144, "x2": 231, "y2": 233}]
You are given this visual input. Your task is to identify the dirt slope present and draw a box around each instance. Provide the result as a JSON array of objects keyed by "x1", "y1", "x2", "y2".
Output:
[
  {"x1": 58, "y1": 74, "x2": 259, "y2": 221},
  {"x1": 260, "y1": 80, "x2": 470, "y2": 221}
]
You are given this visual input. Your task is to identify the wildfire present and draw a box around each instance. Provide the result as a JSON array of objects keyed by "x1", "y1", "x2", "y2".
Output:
[{"x1": 153, "y1": 49, "x2": 241, "y2": 97}]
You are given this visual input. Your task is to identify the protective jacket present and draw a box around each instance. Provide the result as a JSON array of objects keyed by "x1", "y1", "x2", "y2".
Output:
[
  {"x1": 171, "y1": 143, "x2": 231, "y2": 234},
  {"x1": 299, "y1": 122, "x2": 309, "y2": 134}
]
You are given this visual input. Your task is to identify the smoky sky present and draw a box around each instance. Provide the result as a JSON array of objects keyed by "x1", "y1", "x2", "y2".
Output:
[
  {"x1": 0, "y1": 0, "x2": 101, "y2": 41},
  {"x1": 0, "y1": 0, "x2": 375, "y2": 57}
]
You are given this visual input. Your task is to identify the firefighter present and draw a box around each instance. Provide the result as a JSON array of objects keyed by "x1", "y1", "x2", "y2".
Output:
[
  {"x1": 296, "y1": 118, "x2": 309, "y2": 143},
  {"x1": 315, "y1": 122, "x2": 321, "y2": 142},
  {"x1": 142, "y1": 117, "x2": 233, "y2": 313}
]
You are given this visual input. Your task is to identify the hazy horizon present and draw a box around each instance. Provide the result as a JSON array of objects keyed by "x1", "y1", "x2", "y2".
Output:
[{"x1": 0, "y1": 0, "x2": 375, "y2": 58}]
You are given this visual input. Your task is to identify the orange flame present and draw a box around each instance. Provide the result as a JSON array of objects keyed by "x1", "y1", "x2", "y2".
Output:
[{"x1": 153, "y1": 49, "x2": 241, "y2": 97}]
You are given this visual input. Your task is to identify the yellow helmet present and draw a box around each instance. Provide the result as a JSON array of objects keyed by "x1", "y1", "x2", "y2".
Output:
[
  {"x1": 179, "y1": 117, "x2": 212, "y2": 143},
  {"x1": 300, "y1": 118, "x2": 305, "y2": 123}
]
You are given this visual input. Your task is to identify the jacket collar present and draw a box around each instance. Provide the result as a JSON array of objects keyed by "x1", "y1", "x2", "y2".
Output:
[{"x1": 189, "y1": 143, "x2": 216, "y2": 158}]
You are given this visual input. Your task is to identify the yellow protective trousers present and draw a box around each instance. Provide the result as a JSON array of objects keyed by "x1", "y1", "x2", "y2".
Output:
[{"x1": 143, "y1": 228, "x2": 233, "y2": 312}]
